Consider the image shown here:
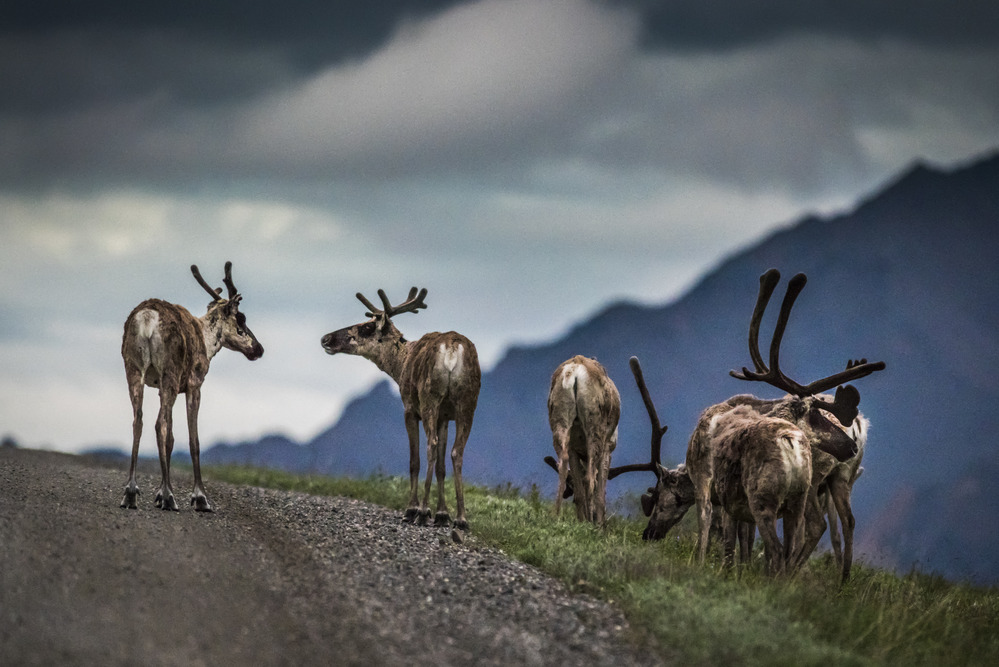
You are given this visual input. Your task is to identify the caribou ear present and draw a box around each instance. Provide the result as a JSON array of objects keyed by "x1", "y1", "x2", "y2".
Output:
[
  {"x1": 641, "y1": 492, "x2": 655, "y2": 517},
  {"x1": 827, "y1": 384, "x2": 861, "y2": 426}
]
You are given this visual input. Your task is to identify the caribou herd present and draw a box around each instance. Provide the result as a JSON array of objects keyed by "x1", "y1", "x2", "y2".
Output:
[
  {"x1": 119, "y1": 263, "x2": 882, "y2": 580},
  {"x1": 546, "y1": 268, "x2": 884, "y2": 581}
]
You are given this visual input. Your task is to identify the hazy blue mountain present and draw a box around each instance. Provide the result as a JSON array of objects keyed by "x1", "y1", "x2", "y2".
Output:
[{"x1": 204, "y1": 151, "x2": 999, "y2": 584}]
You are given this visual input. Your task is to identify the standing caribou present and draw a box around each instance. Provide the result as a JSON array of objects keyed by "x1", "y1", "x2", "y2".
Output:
[
  {"x1": 638, "y1": 269, "x2": 884, "y2": 578},
  {"x1": 321, "y1": 288, "x2": 481, "y2": 530},
  {"x1": 547, "y1": 356, "x2": 621, "y2": 525},
  {"x1": 120, "y1": 262, "x2": 264, "y2": 512}
]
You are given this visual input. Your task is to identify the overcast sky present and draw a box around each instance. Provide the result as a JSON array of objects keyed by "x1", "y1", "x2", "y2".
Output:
[{"x1": 2, "y1": 0, "x2": 998, "y2": 453}]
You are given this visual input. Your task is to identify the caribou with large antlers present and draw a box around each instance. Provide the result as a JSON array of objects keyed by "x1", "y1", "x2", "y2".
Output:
[
  {"x1": 120, "y1": 262, "x2": 264, "y2": 512},
  {"x1": 639, "y1": 269, "x2": 884, "y2": 576},
  {"x1": 321, "y1": 287, "x2": 480, "y2": 530}
]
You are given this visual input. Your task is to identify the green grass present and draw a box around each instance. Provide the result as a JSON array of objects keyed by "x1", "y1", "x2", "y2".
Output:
[{"x1": 209, "y1": 466, "x2": 999, "y2": 666}]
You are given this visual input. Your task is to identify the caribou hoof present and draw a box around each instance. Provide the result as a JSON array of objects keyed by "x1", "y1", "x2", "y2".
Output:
[
  {"x1": 453, "y1": 518, "x2": 469, "y2": 532},
  {"x1": 403, "y1": 508, "x2": 420, "y2": 524},
  {"x1": 191, "y1": 494, "x2": 214, "y2": 512},
  {"x1": 416, "y1": 509, "x2": 432, "y2": 526},
  {"x1": 155, "y1": 492, "x2": 179, "y2": 512},
  {"x1": 120, "y1": 485, "x2": 140, "y2": 509},
  {"x1": 433, "y1": 512, "x2": 451, "y2": 528}
]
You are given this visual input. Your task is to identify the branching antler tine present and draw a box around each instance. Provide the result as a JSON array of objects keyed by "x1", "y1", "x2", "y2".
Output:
[
  {"x1": 748, "y1": 268, "x2": 781, "y2": 373},
  {"x1": 730, "y1": 269, "x2": 782, "y2": 382},
  {"x1": 356, "y1": 292, "x2": 382, "y2": 318},
  {"x1": 191, "y1": 265, "x2": 223, "y2": 301},
  {"x1": 222, "y1": 261, "x2": 238, "y2": 300},
  {"x1": 801, "y1": 360, "x2": 887, "y2": 396},
  {"x1": 768, "y1": 273, "x2": 809, "y2": 395},
  {"x1": 381, "y1": 287, "x2": 428, "y2": 318},
  {"x1": 608, "y1": 462, "x2": 659, "y2": 480},
  {"x1": 629, "y1": 356, "x2": 666, "y2": 469},
  {"x1": 377, "y1": 289, "x2": 394, "y2": 315}
]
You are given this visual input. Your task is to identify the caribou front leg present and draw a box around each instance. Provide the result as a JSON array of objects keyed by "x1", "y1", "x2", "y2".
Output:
[{"x1": 186, "y1": 388, "x2": 213, "y2": 512}]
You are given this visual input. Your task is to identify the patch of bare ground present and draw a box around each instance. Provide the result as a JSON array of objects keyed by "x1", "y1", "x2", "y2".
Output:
[{"x1": 0, "y1": 448, "x2": 658, "y2": 666}]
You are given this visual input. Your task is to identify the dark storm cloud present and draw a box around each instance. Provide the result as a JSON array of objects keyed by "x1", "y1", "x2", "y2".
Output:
[
  {"x1": 1, "y1": 0, "x2": 996, "y2": 193},
  {"x1": 0, "y1": 0, "x2": 641, "y2": 190},
  {"x1": 6, "y1": 1, "x2": 998, "y2": 56},
  {"x1": 625, "y1": 0, "x2": 999, "y2": 50},
  {"x1": 2, "y1": 1, "x2": 455, "y2": 67}
]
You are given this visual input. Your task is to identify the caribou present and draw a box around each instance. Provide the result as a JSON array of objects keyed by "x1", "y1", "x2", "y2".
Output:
[
  {"x1": 638, "y1": 269, "x2": 884, "y2": 578},
  {"x1": 544, "y1": 356, "x2": 669, "y2": 525},
  {"x1": 321, "y1": 287, "x2": 480, "y2": 530},
  {"x1": 547, "y1": 355, "x2": 621, "y2": 525},
  {"x1": 120, "y1": 262, "x2": 264, "y2": 512}
]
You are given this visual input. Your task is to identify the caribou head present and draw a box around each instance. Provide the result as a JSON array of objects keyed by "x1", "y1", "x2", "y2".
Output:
[
  {"x1": 191, "y1": 261, "x2": 264, "y2": 361},
  {"x1": 321, "y1": 287, "x2": 427, "y2": 365}
]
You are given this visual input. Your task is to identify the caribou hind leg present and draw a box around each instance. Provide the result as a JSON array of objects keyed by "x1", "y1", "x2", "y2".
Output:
[
  {"x1": 186, "y1": 387, "x2": 213, "y2": 512},
  {"x1": 403, "y1": 411, "x2": 422, "y2": 523},
  {"x1": 153, "y1": 389, "x2": 180, "y2": 511},
  {"x1": 451, "y1": 416, "x2": 472, "y2": 531},
  {"x1": 432, "y1": 420, "x2": 450, "y2": 527},
  {"x1": 418, "y1": 406, "x2": 440, "y2": 526},
  {"x1": 121, "y1": 370, "x2": 144, "y2": 509}
]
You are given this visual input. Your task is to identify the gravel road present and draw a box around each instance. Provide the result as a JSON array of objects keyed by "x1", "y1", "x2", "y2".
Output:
[{"x1": 0, "y1": 447, "x2": 659, "y2": 666}]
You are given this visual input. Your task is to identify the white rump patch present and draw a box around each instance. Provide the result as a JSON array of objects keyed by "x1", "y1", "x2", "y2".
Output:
[
  {"x1": 129, "y1": 308, "x2": 166, "y2": 384},
  {"x1": 439, "y1": 343, "x2": 464, "y2": 374},
  {"x1": 134, "y1": 309, "x2": 160, "y2": 340},
  {"x1": 560, "y1": 362, "x2": 588, "y2": 392}
]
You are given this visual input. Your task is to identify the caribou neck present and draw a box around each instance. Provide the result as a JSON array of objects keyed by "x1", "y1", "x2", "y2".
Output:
[
  {"x1": 368, "y1": 337, "x2": 412, "y2": 384},
  {"x1": 199, "y1": 309, "x2": 226, "y2": 362}
]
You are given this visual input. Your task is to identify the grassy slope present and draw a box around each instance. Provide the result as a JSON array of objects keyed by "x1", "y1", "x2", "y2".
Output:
[{"x1": 209, "y1": 467, "x2": 999, "y2": 666}]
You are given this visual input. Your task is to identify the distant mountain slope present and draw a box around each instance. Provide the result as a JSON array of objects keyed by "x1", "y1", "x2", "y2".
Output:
[{"x1": 205, "y1": 151, "x2": 999, "y2": 584}]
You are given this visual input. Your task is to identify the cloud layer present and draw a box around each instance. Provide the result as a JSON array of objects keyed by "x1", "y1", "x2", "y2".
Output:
[{"x1": 1, "y1": 0, "x2": 998, "y2": 451}]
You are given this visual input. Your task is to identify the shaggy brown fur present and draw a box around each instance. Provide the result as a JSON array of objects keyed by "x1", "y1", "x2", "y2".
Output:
[
  {"x1": 120, "y1": 263, "x2": 263, "y2": 512},
  {"x1": 547, "y1": 356, "x2": 620, "y2": 526},
  {"x1": 322, "y1": 289, "x2": 481, "y2": 529}
]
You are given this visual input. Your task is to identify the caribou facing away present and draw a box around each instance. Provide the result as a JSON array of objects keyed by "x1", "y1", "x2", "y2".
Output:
[
  {"x1": 547, "y1": 356, "x2": 621, "y2": 525},
  {"x1": 641, "y1": 269, "x2": 883, "y2": 578},
  {"x1": 543, "y1": 356, "x2": 671, "y2": 527},
  {"x1": 694, "y1": 403, "x2": 812, "y2": 575},
  {"x1": 120, "y1": 262, "x2": 264, "y2": 512},
  {"x1": 321, "y1": 288, "x2": 480, "y2": 530}
]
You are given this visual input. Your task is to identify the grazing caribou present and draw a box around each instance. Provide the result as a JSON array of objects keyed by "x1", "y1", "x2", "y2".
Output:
[
  {"x1": 321, "y1": 288, "x2": 480, "y2": 530},
  {"x1": 120, "y1": 262, "x2": 264, "y2": 512},
  {"x1": 547, "y1": 355, "x2": 621, "y2": 525},
  {"x1": 543, "y1": 357, "x2": 672, "y2": 527},
  {"x1": 640, "y1": 269, "x2": 883, "y2": 576}
]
